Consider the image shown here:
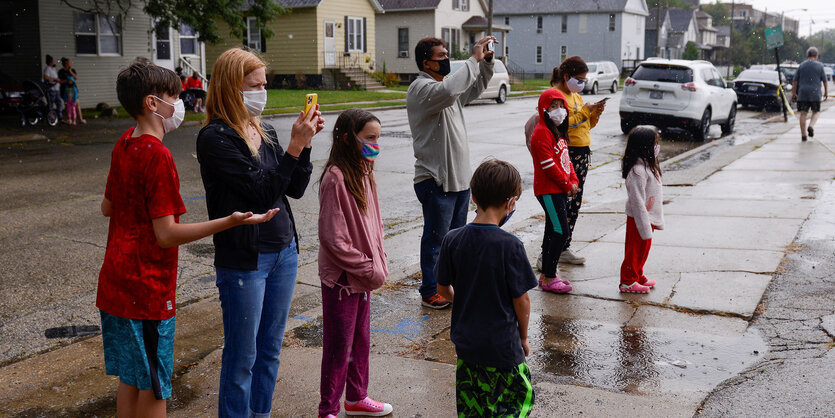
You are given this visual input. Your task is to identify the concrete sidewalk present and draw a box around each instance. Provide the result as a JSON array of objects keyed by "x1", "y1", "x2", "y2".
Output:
[{"x1": 2, "y1": 107, "x2": 834, "y2": 416}]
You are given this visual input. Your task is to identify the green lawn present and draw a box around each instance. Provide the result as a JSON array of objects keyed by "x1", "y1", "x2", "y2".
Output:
[
  {"x1": 266, "y1": 89, "x2": 406, "y2": 109},
  {"x1": 514, "y1": 78, "x2": 551, "y2": 91}
]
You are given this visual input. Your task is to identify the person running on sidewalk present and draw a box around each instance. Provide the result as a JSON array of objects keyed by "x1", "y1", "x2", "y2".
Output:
[
  {"x1": 97, "y1": 61, "x2": 278, "y2": 418},
  {"x1": 407, "y1": 35, "x2": 496, "y2": 309},
  {"x1": 620, "y1": 126, "x2": 665, "y2": 294},
  {"x1": 317, "y1": 109, "x2": 393, "y2": 418},
  {"x1": 525, "y1": 57, "x2": 605, "y2": 268},
  {"x1": 530, "y1": 88, "x2": 579, "y2": 294},
  {"x1": 196, "y1": 48, "x2": 324, "y2": 418},
  {"x1": 792, "y1": 47, "x2": 828, "y2": 142},
  {"x1": 436, "y1": 159, "x2": 537, "y2": 417}
]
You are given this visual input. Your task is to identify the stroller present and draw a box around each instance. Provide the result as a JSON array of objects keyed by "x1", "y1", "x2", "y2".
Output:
[{"x1": 16, "y1": 80, "x2": 59, "y2": 127}]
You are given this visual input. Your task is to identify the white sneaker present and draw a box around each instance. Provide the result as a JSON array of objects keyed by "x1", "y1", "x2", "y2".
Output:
[{"x1": 559, "y1": 249, "x2": 586, "y2": 265}]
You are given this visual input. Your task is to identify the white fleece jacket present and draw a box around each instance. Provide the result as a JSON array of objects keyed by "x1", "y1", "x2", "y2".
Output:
[{"x1": 625, "y1": 160, "x2": 664, "y2": 240}]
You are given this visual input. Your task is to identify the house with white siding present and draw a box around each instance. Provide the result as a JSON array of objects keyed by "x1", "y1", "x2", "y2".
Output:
[
  {"x1": 0, "y1": 0, "x2": 208, "y2": 107},
  {"x1": 375, "y1": 0, "x2": 510, "y2": 80},
  {"x1": 492, "y1": 0, "x2": 648, "y2": 75}
]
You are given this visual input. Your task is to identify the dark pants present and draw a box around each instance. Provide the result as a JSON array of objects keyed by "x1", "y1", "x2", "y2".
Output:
[
  {"x1": 537, "y1": 193, "x2": 569, "y2": 278},
  {"x1": 318, "y1": 274, "x2": 371, "y2": 416},
  {"x1": 620, "y1": 217, "x2": 655, "y2": 285},
  {"x1": 414, "y1": 179, "x2": 470, "y2": 298},
  {"x1": 47, "y1": 89, "x2": 63, "y2": 120},
  {"x1": 564, "y1": 146, "x2": 590, "y2": 251}
]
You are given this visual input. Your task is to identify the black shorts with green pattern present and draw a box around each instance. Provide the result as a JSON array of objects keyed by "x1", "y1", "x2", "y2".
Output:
[{"x1": 456, "y1": 359, "x2": 535, "y2": 417}]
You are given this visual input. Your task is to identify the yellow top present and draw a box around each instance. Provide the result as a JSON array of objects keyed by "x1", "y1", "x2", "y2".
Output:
[{"x1": 563, "y1": 91, "x2": 601, "y2": 147}]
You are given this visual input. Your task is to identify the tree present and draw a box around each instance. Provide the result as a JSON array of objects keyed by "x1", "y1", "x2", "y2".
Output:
[
  {"x1": 59, "y1": 0, "x2": 285, "y2": 44},
  {"x1": 683, "y1": 41, "x2": 700, "y2": 60},
  {"x1": 701, "y1": 2, "x2": 730, "y2": 26},
  {"x1": 646, "y1": 0, "x2": 693, "y2": 9}
]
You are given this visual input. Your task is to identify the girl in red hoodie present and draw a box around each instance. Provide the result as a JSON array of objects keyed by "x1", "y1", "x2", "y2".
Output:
[
  {"x1": 530, "y1": 89, "x2": 580, "y2": 293},
  {"x1": 317, "y1": 109, "x2": 393, "y2": 417}
]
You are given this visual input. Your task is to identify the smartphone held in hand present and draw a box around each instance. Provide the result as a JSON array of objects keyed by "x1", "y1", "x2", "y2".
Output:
[
  {"x1": 486, "y1": 40, "x2": 495, "y2": 53},
  {"x1": 304, "y1": 93, "x2": 318, "y2": 116}
]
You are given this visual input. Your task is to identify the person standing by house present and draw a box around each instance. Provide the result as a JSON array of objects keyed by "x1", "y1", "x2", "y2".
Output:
[
  {"x1": 407, "y1": 35, "x2": 496, "y2": 309},
  {"x1": 792, "y1": 47, "x2": 828, "y2": 142},
  {"x1": 59, "y1": 58, "x2": 87, "y2": 124},
  {"x1": 42, "y1": 55, "x2": 63, "y2": 122},
  {"x1": 187, "y1": 71, "x2": 206, "y2": 112},
  {"x1": 196, "y1": 48, "x2": 324, "y2": 418}
]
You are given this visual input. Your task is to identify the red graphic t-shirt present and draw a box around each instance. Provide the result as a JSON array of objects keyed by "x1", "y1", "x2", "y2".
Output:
[{"x1": 96, "y1": 127, "x2": 186, "y2": 320}]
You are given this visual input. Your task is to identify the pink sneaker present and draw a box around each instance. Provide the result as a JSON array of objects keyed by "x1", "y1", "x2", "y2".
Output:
[
  {"x1": 318, "y1": 415, "x2": 337, "y2": 418},
  {"x1": 344, "y1": 396, "x2": 393, "y2": 416},
  {"x1": 639, "y1": 277, "x2": 656, "y2": 288},
  {"x1": 540, "y1": 277, "x2": 572, "y2": 293},
  {"x1": 620, "y1": 282, "x2": 651, "y2": 294}
]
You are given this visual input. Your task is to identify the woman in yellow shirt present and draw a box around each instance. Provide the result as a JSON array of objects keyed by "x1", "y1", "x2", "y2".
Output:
[{"x1": 550, "y1": 57, "x2": 605, "y2": 264}]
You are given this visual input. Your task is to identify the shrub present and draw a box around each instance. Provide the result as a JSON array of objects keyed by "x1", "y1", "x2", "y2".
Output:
[{"x1": 371, "y1": 71, "x2": 401, "y2": 88}]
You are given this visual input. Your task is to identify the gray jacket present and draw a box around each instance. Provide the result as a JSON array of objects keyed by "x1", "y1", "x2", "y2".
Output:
[{"x1": 407, "y1": 57, "x2": 494, "y2": 192}]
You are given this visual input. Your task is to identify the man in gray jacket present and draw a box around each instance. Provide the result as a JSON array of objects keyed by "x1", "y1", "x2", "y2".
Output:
[{"x1": 408, "y1": 35, "x2": 496, "y2": 309}]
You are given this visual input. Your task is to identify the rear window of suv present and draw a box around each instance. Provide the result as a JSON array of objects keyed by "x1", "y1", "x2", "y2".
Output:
[{"x1": 632, "y1": 64, "x2": 693, "y2": 83}]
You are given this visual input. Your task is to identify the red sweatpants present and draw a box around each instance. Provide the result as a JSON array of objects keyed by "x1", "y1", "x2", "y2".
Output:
[{"x1": 620, "y1": 216, "x2": 655, "y2": 285}]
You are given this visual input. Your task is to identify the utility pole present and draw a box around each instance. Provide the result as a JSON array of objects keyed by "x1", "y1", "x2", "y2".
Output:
[
  {"x1": 655, "y1": 6, "x2": 661, "y2": 56},
  {"x1": 487, "y1": 0, "x2": 494, "y2": 35},
  {"x1": 728, "y1": 0, "x2": 735, "y2": 77}
]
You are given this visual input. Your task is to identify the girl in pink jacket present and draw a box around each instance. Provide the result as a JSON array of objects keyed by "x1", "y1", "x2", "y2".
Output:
[{"x1": 317, "y1": 109, "x2": 393, "y2": 418}]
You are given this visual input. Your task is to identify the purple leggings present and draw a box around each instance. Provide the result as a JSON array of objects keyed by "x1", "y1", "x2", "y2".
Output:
[{"x1": 318, "y1": 274, "x2": 371, "y2": 416}]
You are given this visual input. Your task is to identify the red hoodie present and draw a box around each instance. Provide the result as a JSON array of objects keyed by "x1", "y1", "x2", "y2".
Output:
[{"x1": 531, "y1": 89, "x2": 578, "y2": 196}]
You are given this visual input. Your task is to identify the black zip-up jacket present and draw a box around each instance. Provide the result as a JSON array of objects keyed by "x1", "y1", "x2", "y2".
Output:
[{"x1": 196, "y1": 118, "x2": 312, "y2": 270}]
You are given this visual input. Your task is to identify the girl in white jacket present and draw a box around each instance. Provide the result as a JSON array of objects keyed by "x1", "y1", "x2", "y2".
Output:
[{"x1": 620, "y1": 126, "x2": 665, "y2": 294}]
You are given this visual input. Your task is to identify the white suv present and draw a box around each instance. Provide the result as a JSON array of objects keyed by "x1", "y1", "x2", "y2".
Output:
[
  {"x1": 449, "y1": 59, "x2": 511, "y2": 103},
  {"x1": 584, "y1": 61, "x2": 620, "y2": 94},
  {"x1": 619, "y1": 59, "x2": 737, "y2": 141}
]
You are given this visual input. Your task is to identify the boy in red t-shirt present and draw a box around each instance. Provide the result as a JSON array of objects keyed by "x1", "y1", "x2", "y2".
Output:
[{"x1": 98, "y1": 61, "x2": 278, "y2": 417}]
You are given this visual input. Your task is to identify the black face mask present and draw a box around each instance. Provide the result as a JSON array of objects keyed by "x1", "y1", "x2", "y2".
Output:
[{"x1": 427, "y1": 58, "x2": 451, "y2": 76}]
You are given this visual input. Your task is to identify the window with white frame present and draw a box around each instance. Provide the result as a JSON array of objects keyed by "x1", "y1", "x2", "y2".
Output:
[
  {"x1": 504, "y1": 17, "x2": 510, "y2": 25},
  {"x1": 561, "y1": 15, "x2": 567, "y2": 33},
  {"x1": 561, "y1": 45, "x2": 566, "y2": 61},
  {"x1": 246, "y1": 17, "x2": 261, "y2": 51},
  {"x1": 536, "y1": 46, "x2": 542, "y2": 64},
  {"x1": 442, "y1": 28, "x2": 460, "y2": 53},
  {"x1": 179, "y1": 23, "x2": 198, "y2": 55},
  {"x1": 578, "y1": 14, "x2": 587, "y2": 34},
  {"x1": 609, "y1": 14, "x2": 616, "y2": 31},
  {"x1": 452, "y1": 0, "x2": 469, "y2": 11},
  {"x1": 398, "y1": 28, "x2": 409, "y2": 57},
  {"x1": 347, "y1": 16, "x2": 364, "y2": 52},
  {"x1": 74, "y1": 13, "x2": 121, "y2": 55},
  {"x1": 536, "y1": 16, "x2": 543, "y2": 33},
  {"x1": 154, "y1": 21, "x2": 171, "y2": 60}
]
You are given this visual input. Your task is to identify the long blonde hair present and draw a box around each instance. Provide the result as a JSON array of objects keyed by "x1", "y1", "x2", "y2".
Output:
[{"x1": 205, "y1": 48, "x2": 273, "y2": 156}]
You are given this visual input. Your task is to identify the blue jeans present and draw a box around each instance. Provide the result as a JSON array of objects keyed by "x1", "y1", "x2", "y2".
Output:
[
  {"x1": 216, "y1": 240, "x2": 298, "y2": 418},
  {"x1": 414, "y1": 179, "x2": 470, "y2": 298}
]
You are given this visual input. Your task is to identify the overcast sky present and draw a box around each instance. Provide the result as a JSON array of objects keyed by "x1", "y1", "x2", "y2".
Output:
[{"x1": 736, "y1": 0, "x2": 835, "y2": 35}]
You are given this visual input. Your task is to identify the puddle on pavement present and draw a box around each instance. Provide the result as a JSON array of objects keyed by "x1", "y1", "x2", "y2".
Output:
[
  {"x1": 527, "y1": 314, "x2": 767, "y2": 395},
  {"x1": 663, "y1": 123, "x2": 768, "y2": 172}
]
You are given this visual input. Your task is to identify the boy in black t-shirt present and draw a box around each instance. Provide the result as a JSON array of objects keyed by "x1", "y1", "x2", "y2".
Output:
[{"x1": 436, "y1": 159, "x2": 538, "y2": 417}]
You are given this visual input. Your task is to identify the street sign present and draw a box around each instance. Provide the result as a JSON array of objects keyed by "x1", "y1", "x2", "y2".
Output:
[{"x1": 765, "y1": 26, "x2": 784, "y2": 50}]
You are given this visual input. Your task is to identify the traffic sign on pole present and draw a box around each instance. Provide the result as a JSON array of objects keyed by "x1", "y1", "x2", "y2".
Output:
[{"x1": 765, "y1": 26, "x2": 785, "y2": 50}]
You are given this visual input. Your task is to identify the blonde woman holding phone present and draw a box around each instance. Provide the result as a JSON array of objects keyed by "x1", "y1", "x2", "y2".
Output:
[{"x1": 196, "y1": 48, "x2": 324, "y2": 418}]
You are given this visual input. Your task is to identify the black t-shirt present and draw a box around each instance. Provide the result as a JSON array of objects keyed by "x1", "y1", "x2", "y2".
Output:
[
  {"x1": 435, "y1": 223, "x2": 538, "y2": 369},
  {"x1": 255, "y1": 142, "x2": 293, "y2": 252}
]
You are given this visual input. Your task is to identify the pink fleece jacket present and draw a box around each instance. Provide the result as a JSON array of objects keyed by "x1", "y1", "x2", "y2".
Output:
[{"x1": 318, "y1": 165, "x2": 388, "y2": 295}]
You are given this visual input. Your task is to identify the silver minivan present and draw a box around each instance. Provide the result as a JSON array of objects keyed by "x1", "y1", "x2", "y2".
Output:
[
  {"x1": 584, "y1": 61, "x2": 620, "y2": 94},
  {"x1": 449, "y1": 59, "x2": 511, "y2": 103}
]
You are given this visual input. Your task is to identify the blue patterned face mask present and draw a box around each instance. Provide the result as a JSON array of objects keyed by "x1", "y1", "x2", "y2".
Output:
[{"x1": 358, "y1": 139, "x2": 380, "y2": 161}]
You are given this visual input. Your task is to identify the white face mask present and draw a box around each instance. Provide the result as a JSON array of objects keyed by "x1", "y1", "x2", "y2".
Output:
[
  {"x1": 241, "y1": 90, "x2": 268, "y2": 116},
  {"x1": 548, "y1": 108, "x2": 567, "y2": 125},
  {"x1": 566, "y1": 77, "x2": 585, "y2": 93},
  {"x1": 152, "y1": 96, "x2": 185, "y2": 134}
]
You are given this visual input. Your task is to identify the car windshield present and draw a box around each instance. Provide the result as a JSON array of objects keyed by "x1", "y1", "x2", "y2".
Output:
[
  {"x1": 632, "y1": 64, "x2": 694, "y2": 83},
  {"x1": 781, "y1": 67, "x2": 798, "y2": 77},
  {"x1": 587, "y1": 64, "x2": 597, "y2": 72}
]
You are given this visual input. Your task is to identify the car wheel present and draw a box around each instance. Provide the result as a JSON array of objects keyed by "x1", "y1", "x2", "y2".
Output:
[
  {"x1": 590, "y1": 82, "x2": 598, "y2": 95},
  {"x1": 47, "y1": 110, "x2": 59, "y2": 127},
  {"x1": 496, "y1": 85, "x2": 507, "y2": 104},
  {"x1": 693, "y1": 108, "x2": 711, "y2": 141},
  {"x1": 611, "y1": 81, "x2": 618, "y2": 93},
  {"x1": 26, "y1": 115, "x2": 39, "y2": 126},
  {"x1": 721, "y1": 105, "x2": 736, "y2": 135},
  {"x1": 620, "y1": 119, "x2": 634, "y2": 134}
]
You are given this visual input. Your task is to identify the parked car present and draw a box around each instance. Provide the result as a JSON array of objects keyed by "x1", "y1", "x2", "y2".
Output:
[
  {"x1": 619, "y1": 58, "x2": 737, "y2": 141},
  {"x1": 779, "y1": 65, "x2": 798, "y2": 84},
  {"x1": 448, "y1": 59, "x2": 510, "y2": 103},
  {"x1": 0, "y1": 70, "x2": 24, "y2": 113},
  {"x1": 825, "y1": 66, "x2": 833, "y2": 82},
  {"x1": 584, "y1": 61, "x2": 620, "y2": 94},
  {"x1": 733, "y1": 69, "x2": 786, "y2": 111}
]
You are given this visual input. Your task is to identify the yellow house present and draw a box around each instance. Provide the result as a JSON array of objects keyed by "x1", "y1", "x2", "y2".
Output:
[{"x1": 206, "y1": 0, "x2": 385, "y2": 90}]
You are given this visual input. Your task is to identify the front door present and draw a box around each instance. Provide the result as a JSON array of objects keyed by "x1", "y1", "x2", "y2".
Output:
[
  {"x1": 153, "y1": 22, "x2": 174, "y2": 70},
  {"x1": 324, "y1": 21, "x2": 336, "y2": 67}
]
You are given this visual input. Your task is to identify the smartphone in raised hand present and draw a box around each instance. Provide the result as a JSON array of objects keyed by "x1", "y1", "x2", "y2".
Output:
[
  {"x1": 303, "y1": 93, "x2": 318, "y2": 116},
  {"x1": 596, "y1": 97, "x2": 610, "y2": 104}
]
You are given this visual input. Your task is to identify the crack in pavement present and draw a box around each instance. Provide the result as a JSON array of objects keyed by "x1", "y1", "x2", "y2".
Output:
[{"x1": 42, "y1": 235, "x2": 105, "y2": 249}]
